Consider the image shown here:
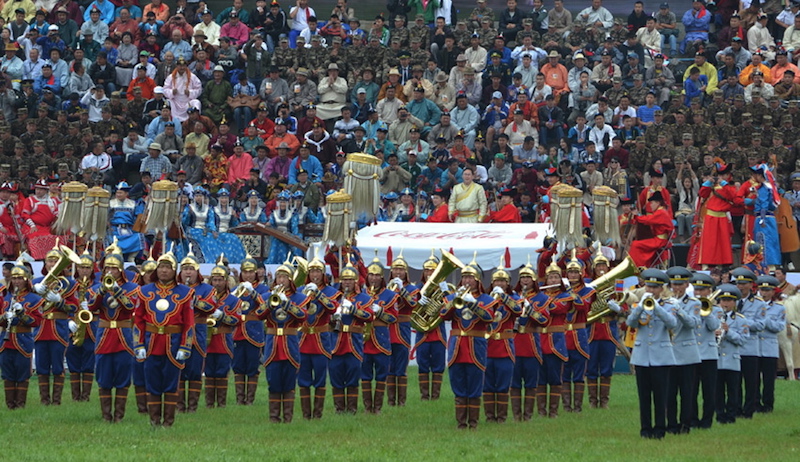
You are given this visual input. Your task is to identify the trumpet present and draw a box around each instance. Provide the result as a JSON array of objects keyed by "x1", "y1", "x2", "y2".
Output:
[
  {"x1": 102, "y1": 274, "x2": 116, "y2": 292},
  {"x1": 206, "y1": 317, "x2": 217, "y2": 327},
  {"x1": 642, "y1": 297, "x2": 656, "y2": 311},
  {"x1": 452, "y1": 286, "x2": 470, "y2": 310},
  {"x1": 269, "y1": 285, "x2": 286, "y2": 308}
]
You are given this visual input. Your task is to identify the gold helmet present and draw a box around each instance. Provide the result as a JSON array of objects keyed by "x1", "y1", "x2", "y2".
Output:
[
  {"x1": 275, "y1": 252, "x2": 295, "y2": 277},
  {"x1": 491, "y1": 255, "x2": 510, "y2": 281},
  {"x1": 210, "y1": 253, "x2": 229, "y2": 277},
  {"x1": 156, "y1": 244, "x2": 178, "y2": 270},
  {"x1": 10, "y1": 257, "x2": 30, "y2": 279},
  {"x1": 240, "y1": 252, "x2": 259, "y2": 272},
  {"x1": 565, "y1": 249, "x2": 583, "y2": 272},
  {"x1": 79, "y1": 249, "x2": 94, "y2": 268},
  {"x1": 545, "y1": 256, "x2": 562, "y2": 276},
  {"x1": 592, "y1": 242, "x2": 609, "y2": 268},
  {"x1": 367, "y1": 251, "x2": 384, "y2": 276},
  {"x1": 518, "y1": 254, "x2": 536, "y2": 279},
  {"x1": 142, "y1": 248, "x2": 157, "y2": 274},
  {"x1": 45, "y1": 238, "x2": 62, "y2": 260},
  {"x1": 461, "y1": 251, "x2": 482, "y2": 278},
  {"x1": 340, "y1": 255, "x2": 359, "y2": 281},
  {"x1": 308, "y1": 246, "x2": 326, "y2": 271},
  {"x1": 423, "y1": 249, "x2": 439, "y2": 271},
  {"x1": 105, "y1": 236, "x2": 122, "y2": 257},
  {"x1": 180, "y1": 250, "x2": 201, "y2": 270},
  {"x1": 104, "y1": 252, "x2": 124, "y2": 270},
  {"x1": 391, "y1": 249, "x2": 408, "y2": 270}
]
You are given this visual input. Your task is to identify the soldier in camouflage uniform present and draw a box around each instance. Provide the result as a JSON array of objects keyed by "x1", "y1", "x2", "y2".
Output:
[
  {"x1": 57, "y1": 145, "x2": 82, "y2": 174},
  {"x1": 736, "y1": 113, "x2": 755, "y2": 148},
  {"x1": 107, "y1": 92, "x2": 129, "y2": 125},
  {"x1": 675, "y1": 133, "x2": 701, "y2": 169},
  {"x1": 469, "y1": 2, "x2": 496, "y2": 31},
  {"x1": 686, "y1": 97, "x2": 707, "y2": 123},
  {"x1": 729, "y1": 94, "x2": 746, "y2": 126},
  {"x1": 94, "y1": 107, "x2": 126, "y2": 141},
  {"x1": 410, "y1": 15, "x2": 431, "y2": 50},
  {"x1": 604, "y1": 77, "x2": 628, "y2": 107},
  {"x1": 295, "y1": 37, "x2": 312, "y2": 76},
  {"x1": 770, "y1": 131, "x2": 794, "y2": 185},
  {"x1": 766, "y1": 97, "x2": 784, "y2": 128},
  {"x1": 478, "y1": 17, "x2": 499, "y2": 50},
  {"x1": 627, "y1": 74, "x2": 649, "y2": 106},
  {"x1": 390, "y1": 16, "x2": 411, "y2": 48},
  {"x1": 383, "y1": 46, "x2": 403, "y2": 81},
  {"x1": 747, "y1": 134, "x2": 769, "y2": 161},
  {"x1": 10, "y1": 108, "x2": 29, "y2": 138},
  {"x1": 706, "y1": 91, "x2": 728, "y2": 126},
  {"x1": 628, "y1": 136, "x2": 652, "y2": 193},
  {"x1": 609, "y1": 18, "x2": 628, "y2": 44},
  {"x1": 347, "y1": 43, "x2": 369, "y2": 87},
  {"x1": 44, "y1": 121, "x2": 65, "y2": 156},
  {"x1": 540, "y1": 25, "x2": 563, "y2": 55},
  {"x1": 35, "y1": 105, "x2": 51, "y2": 133},
  {"x1": 409, "y1": 37, "x2": 431, "y2": 69},
  {"x1": 0, "y1": 126, "x2": 20, "y2": 157},
  {"x1": 365, "y1": 37, "x2": 387, "y2": 83},
  {"x1": 696, "y1": 148, "x2": 717, "y2": 179},
  {"x1": 669, "y1": 111, "x2": 694, "y2": 147},
  {"x1": 745, "y1": 90, "x2": 769, "y2": 126},
  {"x1": 691, "y1": 112, "x2": 712, "y2": 148},
  {"x1": 453, "y1": 20, "x2": 472, "y2": 49},
  {"x1": 650, "y1": 133, "x2": 675, "y2": 168},
  {"x1": 15, "y1": 163, "x2": 34, "y2": 192},
  {"x1": 759, "y1": 115, "x2": 775, "y2": 146},
  {"x1": 780, "y1": 115, "x2": 798, "y2": 146},
  {"x1": 566, "y1": 21, "x2": 588, "y2": 54},
  {"x1": 126, "y1": 89, "x2": 148, "y2": 129},
  {"x1": 273, "y1": 37, "x2": 298, "y2": 82},
  {"x1": 645, "y1": 110, "x2": 672, "y2": 146},
  {"x1": 30, "y1": 141, "x2": 53, "y2": 173},
  {"x1": 62, "y1": 123, "x2": 83, "y2": 154},
  {"x1": 306, "y1": 36, "x2": 329, "y2": 80},
  {"x1": 663, "y1": 95, "x2": 684, "y2": 124},
  {"x1": 19, "y1": 120, "x2": 44, "y2": 150}
]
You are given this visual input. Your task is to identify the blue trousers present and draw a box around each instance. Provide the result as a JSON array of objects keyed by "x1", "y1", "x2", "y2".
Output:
[
  {"x1": 96, "y1": 351, "x2": 133, "y2": 389},
  {"x1": 143, "y1": 355, "x2": 181, "y2": 395},
  {"x1": 329, "y1": 353, "x2": 361, "y2": 388},
  {"x1": 0, "y1": 350, "x2": 32, "y2": 381},
  {"x1": 66, "y1": 340, "x2": 95, "y2": 373},
  {"x1": 265, "y1": 360, "x2": 298, "y2": 393},
  {"x1": 232, "y1": 341, "x2": 262, "y2": 377},
  {"x1": 181, "y1": 346, "x2": 205, "y2": 381},
  {"x1": 204, "y1": 353, "x2": 232, "y2": 378},
  {"x1": 511, "y1": 356, "x2": 540, "y2": 389},
  {"x1": 35, "y1": 340, "x2": 66, "y2": 375},
  {"x1": 298, "y1": 353, "x2": 328, "y2": 388},
  {"x1": 539, "y1": 354, "x2": 565, "y2": 386},
  {"x1": 587, "y1": 340, "x2": 616, "y2": 379},
  {"x1": 416, "y1": 341, "x2": 446, "y2": 374},
  {"x1": 484, "y1": 357, "x2": 514, "y2": 393},
  {"x1": 361, "y1": 353, "x2": 390, "y2": 381},
  {"x1": 390, "y1": 343, "x2": 410, "y2": 377},
  {"x1": 449, "y1": 362, "x2": 485, "y2": 398},
  {"x1": 562, "y1": 350, "x2": 588, "y2": 383},
  {"x1": 132, "y1": 359, "x2": 145, "y2": 387}
]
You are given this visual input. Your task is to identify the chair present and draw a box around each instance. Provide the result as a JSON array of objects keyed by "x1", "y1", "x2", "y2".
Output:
[{"x1": 650, "y1": 229, "x2": 676, "y2": 269}]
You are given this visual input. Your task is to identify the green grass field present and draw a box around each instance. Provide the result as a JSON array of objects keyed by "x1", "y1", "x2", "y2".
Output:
[{"x1": 5, "y1": 370, "x2": 800, "y2": 461}]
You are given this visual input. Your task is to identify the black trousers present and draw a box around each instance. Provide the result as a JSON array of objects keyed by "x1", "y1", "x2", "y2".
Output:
[
  {"x1": 740, "y1": 356, "x2": 759, "y2": 418},
  {"x1": 758, "y1": 356, "x2": 778, "y2": 412},
  {"x1": 667, "y1": 363, "x2": 697, "y2": 433},
  {"x1": 691, "y1": 359, "x2": 718, "y2": 428},
  {"x1": 716, "y1": 369, "x2": 740, "y2": 423},
  {"x1": 635, "y1": 365, "x2": 670, "y2": 439}
]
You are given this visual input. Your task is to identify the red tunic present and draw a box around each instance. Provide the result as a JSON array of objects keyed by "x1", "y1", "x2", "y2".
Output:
[
  {"x1": 88, "y1": 281, "x2": 139, "y2": 355},
  {"x1": 513, "y1": 289, "x2": 546, "y2": 360},
  {"x1": 206, "y1": 290, "x2": 242, "y2": 356},
  {"x1": 628, "y1": 207, "x2": 674, "y2": 267},
  {"x1": 638, "y1": 186, "x2": 673, "y2": 216},
  {"x1": 34, "y1": 278, "x2": 78, "y2": 346},
  {"x1": 737, "y1": 179, "x2": 758, "y2": 249},
  {"x1": 440, "y1": 291, "x2": 496, "y2": 366},
  {"x1": 697, "y1": 182, "x2": 741, "y2": 265},
  {"x1": 134, "y1": 281, "x2": 195, "y2": 368},
  {"x1": 299, "y1": 284, "x2": 341, "y2": 356},
  {"x1": 261, "y1": 290, "x2": 308, "y2": 366},
  {"x1": 486, "y1": 294, "x2": 521, "y2": 359},
  {"x1": 330, "y1": 292, "x2": 373, "y2": 360},
  {"x1": 490, "y1": 203, "x2": 522, "y2": 223},
  {"x1": 536, "y1": 289, "x2": 570, "y2": 360},
  {"x1": 20, "y1": 195, "x2": 58, "y2": 237},
  {"x1": 0, "y1": 288, "x2": 43, "y2": 356},
  {"x1": 426, "y1": 203, "x2": 451, "y2": 222}
]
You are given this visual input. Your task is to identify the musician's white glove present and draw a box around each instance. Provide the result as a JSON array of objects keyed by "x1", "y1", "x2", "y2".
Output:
[
  {"x1": 438, "y1": 281, "x2": 449, "y2": 293},
  {"x1": 68, "y1": 320, "x2": 78, "y2": 333},
  {"x1": 80, "y1": 300, "x2": 89, "y2": 311},
  {"x1": 11, "y1": 303, "x2": 23, "y2": 315},
  {"x1": 390, "y1": 278, "x2": 404, "y2": 288},
  {"x1": 522, "y1": 300, "x2": 532, "y2": 316},
  {"x1": 304, "y1": 282, "x2": 318, "y2": 294},
  {"x1": 462, "y1": 293, "x2": 476, "y2": 304},
  {"x1": 33, "y1": 282, "x2": 47, "y2": 295},
  {"x1": 211, "y1": 309, "x2": 223, "y2": 320},
  {"x1": 109, "y1": 300, "x2": 119, "y2": 309},
  {"x1": 371, "y1": 303, "x2": 382, "y2": 316},
  {"x1": 240, "y1": 281, "x2": 254, "y2": 294},
  {"x1": 491, "y1": 286, "x2": 505, "y2": 296},
  {"x1": 278, "y1": 292, "x2": 288, "y2": 302},
  {"x1": 45, "y1": 291, "x2": 61, "y2": 304},
  {"x1": 135, "y1": 347, "x2": 147, "y2": 360},
  {"x1": 112, "y1": 282, "x2": 120, "y2": 291},
  {"x1": 176, "y1": 350, "x2": 190, "y2": 361},
  {"x1": 419, "y1": 295, "x2": 430, "y2": 305},
  {"x1": 607, "y1": 300, "x2": 621, "y2": 313},
  {"x1": 4, "y1": 310, "x2": 15, "y2": 321},
  {"x1": 341, "y1": 299, "x2": 353, "y2": 315}
]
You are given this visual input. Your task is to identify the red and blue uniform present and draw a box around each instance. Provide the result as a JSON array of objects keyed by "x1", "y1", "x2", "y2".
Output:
[
  {"x1": 511, "y1": 288, "x2": 549, "y2": 420},
  {"x1": 181, "y1": 281, "x2": 214, "y2": 383},
  {"x1": 87, "y1": 278, "x2": 139, "y2": 390},
  {"x1": 232, "y1": 283, "x2": 268, "y2": 404},
  {"x1": 297, "y1": 282, "x2": 339, "y2": 418},
  {"x1": 65, "y1": 277, "x2": 97, "y2": 398},
  {"x1": 262, "y1": 290, "x2": 308, "y2": 392},
  {"x1": 483, "y1": 290, "x2": 521, "y2": 422},
  {"x1": 361, "y1": 288, "x2": 397, "y2": 413},
  {"x1": 587, "y1": 295, "x2": 623, "y2": 385},
  {"x1": 32, "y1": 276, "x2": 78, "y2": 377},
  {"x1": 330, "y1": 289, "x2": 373, "y2": 412},
  {"x1": 531, "y1": 288, "x2": 571, "y2": 385},
  {"x1": 0, "y1": 288, "x2": 43, "y2": 409},
  {"x1": 414, "y1": 318, "x2": 447, "y2": 395},
  {"x1": 388, "y1": 283, "x2": 418, "y2": 403},
  {"x1": 205, "y1": 290, "x2": 242, "y2": 379},
  {"x1": 563, "y1": 283, "x2": 593, "y2": 384}
]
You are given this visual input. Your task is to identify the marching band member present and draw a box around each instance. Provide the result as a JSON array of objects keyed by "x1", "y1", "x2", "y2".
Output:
[
  {"x1": 531, "y1": 259, "x2": 571, "y2": 419},
  {"x1": 233, "y1": 254, "x2": 269, "y2": 406},
  {"x1": 176, "y1": 252, "x2": 214, "y2": 413},
  {"x1": 134, "y1": 250, "x2": 195, "y2": 427},
  {"x1": 415, "y1": 251, "x2": 448, "y2": 401},
  {"x1": 731, "y1": 267, "x2": 765, "y2": 420},
  {"x1": 665, "y1": 266, "x2": 702, "y2": 435},
  {"x1": 626, "y1": 269, "x2": 678, "y2": 439},
  {"x1": 298, "y1": 253, "x2": 340, "y2": 419},
  {"x1": 510, "y1": 260, "x2": 546, "y2": 421},
  {"x1": 262, "y1": 256, "x2": 308, "y2": 423},
  {"x1": 330, "y1": 260, "x2": 373, "y2": 414},
  {"x1": 32, "y1": 244, "x2": 79, "y2": 406},
  {"x1": 697, "y1": 161, "x2": 741, "y2": 268},
  {"x1": 66, "y1": 251, "x2": 98, "y2": 402},
  {"x1": 756, "y1": 275, "x2": 785, "y2": 414},
  {"x1": 0, "y1": 261, "x2": 43, "y2": 409},
  {"x1": 715, "y1": 284, "x2": 749, "y2": 424},
  {"x1": 362, "y1": 258, "x2": 398, "y2": 414},
  {"x1": 563, "y1": 254, "x2": 593, "y2": 413},
  {"x1": 627, "y1": 191, "x2": 674, "y2": 268},
  {"x1": 689, "y1": 273, "x2": 721, "y2": 429},
  {"x1": 440, "y1": 256, "x2": 496, "y2": 430},
  {"x1": 204, "y1": 258, "x2": 242, "y2": 409},
  {"x1": 484, "y1": 261, "x2": 522, "y2": 423},
  {"x1": 86, "y1": 249, "x2": 139, "y2": 422},
  {"x1": 385, "y1": 252, "x2": 419, "y2": 407},
  {"x1": 132, "y1": 255, "x2": 157, "y2": 414}
]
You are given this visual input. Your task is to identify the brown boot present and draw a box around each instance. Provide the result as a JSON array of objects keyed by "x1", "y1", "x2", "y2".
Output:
[
  {"x1": 483, "y1": 392, "x2": 496, "y2": 423},
  {"x1": 205, "y1": 377, "x2": 216, "y2": 408},
  {"x1": 147, "y1": 394, "x2": 162, "y2": 427},
  {"x1": 245, "y1": 375, "x2": 259, "y2": 405},
  {"x1": 99, "y1": 388, "x2": 113, "y2": 422},
  {"x1": 419, "y1": 372, "x2": 430, "y2": 400},
  {"x1": 588, "y1": 379, "x2": 599, "y2": 409},
  {"x1": 4, "y1": 380, "x2": 15, "y2": 410},
  {"x1": 510, "y1": 388, "x2": 522, "y2": 421},
  {"x1": 300, "y1": 387, "x2": 312, "y2": 420},
  {"x1": 373, "y1": 381, "x2": 385, "y2": 415},
  {"x1": 312, "y1": 387, "x2": 326, "y2": 419},
  {"x1": 599, "y1": 377, "x2": 611, "y2": 409},
  {"x1": 573, "y1": 381, "x2": 584, "y2": 413},
  {"x1": 431, "y1": 372, "x2": 443, "y2": 400},
  {"x1": 548, "y1": 385, "x2": 561, "y2": 418},
  {"x1": 70, "y1": 373, "x2": 81, "y2": 402},
  {"x1": 135, "y1": 386, "x2": 148, "y2": 414},
  {"x1": 361, "y1": 380, "x2": 373, "y2": 414},
  {"x1": 496, "y1": 392, "x2": 509, "y2": 423},
  {"x1": 216, "y1": 376, "x2": 228, "y2": 408},
  {"x1": 187, "y1": 380, "x2": 202, "y2": 412},
  {"x1": 234, "y1": 374, "x2": 246, "y2": 405},
  {"x1": 114, "y1": 387, "x2": 129, "y2": 423},
  {"x1": 269, "y1": 393, "x2": 282, "y2": 423},
  {"x1": 455, "y1": 397, "x2": 468, "y2": 429},
  {"x1": 80, "y1": 372, "x2": 93, "y2": 401},
  {"x1": 346, "y1": 387, "x2": 358, "y2": 414},
  {"x1": 561, "y1": 383, "x2": 573, "y2": 413},
  {"x1": 523, "y1": 388, "x2": 536, "y2": 421},
  {"x1": 332, "y1": 387, "x2": 345, "y2": 414},
  {"x1": 468, "y1": 397, "x2": 480, "y2": 429},
  {"x1": 282, "y1": 390, "x2": 295, "y2": 423},
  {"x1": 51, "y1": 374, "x2": 64, "y2": 405},
  {"x1": 176, "y1": 380, "x2": 186, "y2": 412},
  {"x1": 162, "y1": 392, "x2": 177, "y2": 427},
  {"x1": 15, "y1": 381, "x2": 28, "y2": 409},
  {"x1": 38, "y1": 374, "x2": 51, "y2": 405},
  {"x1": 397, "y1": 376, "x2": 408, "y2": 407},
  {"x1": 386, "y1": 375, "x2": 396, "y2": 406},
  {"x1": 536, "y1": 385, "x2": 548, "y2": 417}
]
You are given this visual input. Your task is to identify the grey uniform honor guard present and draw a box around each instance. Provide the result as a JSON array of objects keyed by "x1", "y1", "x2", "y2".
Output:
[
  {"x1": 689, "y1": 273, "x2": 721, "y2": 429},
  {"x1": 755, "y1": 276, "x2": 785, "y2": 414},
  {"x1": 730, "y1": 267, "x2": 765, "y2": 419},
  {"x1": 715, "y1": 284, "x2": 749, "y2": 424}
]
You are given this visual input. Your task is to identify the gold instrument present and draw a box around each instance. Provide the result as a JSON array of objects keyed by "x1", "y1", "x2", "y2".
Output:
[
  {"x1": 699, "y1": 290, "x2": 721, "y2": 317},
  {"x1": 292, "y1": 256, "x2": 308, "y2": 288},
  {"x1": 410, "y1": 250, "x2": 465, "y2": 332},
  {"x1": 269, "y1": 285, "x2": 286, "y2": 308},
  {"x1": 72, "y1": 276, "x2": 94, "y2": 347},
  {"x1": 642, "y1": 296, "x2": 656, "y2": 311},
  {"x1": 452, "y1": 286, "x2": 470, "y2": 311},
  {"x1": 387, "y1": 280, "x2": 402, "y2": 292},
  {"x1": 586, "y1": 256, "x2": 642, "y2": 323},
  {"x1": 231, "y1": 282, "x2": 252, "y2": 298},
  {"x1": 102, "y1": 274, "x2": 116, "y2": 292},
  {"x1": 206, "y1": 317, "x2": 217, "y2": 327},
  {"x1": 40, "y1": 245, "x2": 83, "y2": 310}
]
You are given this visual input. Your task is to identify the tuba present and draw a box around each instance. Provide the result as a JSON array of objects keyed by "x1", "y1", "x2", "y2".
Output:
[
  {"x1": 39, "y1": 245, "x2": 83, "y2": 309},
  {"x1": 410, "y1": 250, "x2": 465, "y2": 332},
  {"x1": 586, "y1": 256, "x2": 643, "y2": 323},
  {"x1": 292, "y1": 256, "x2": 308, "y2": 288}
]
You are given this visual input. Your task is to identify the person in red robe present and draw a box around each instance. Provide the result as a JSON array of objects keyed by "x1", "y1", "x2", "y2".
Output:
[
  {"x1": 424, "y1": 188, "x2": 451, "y2": 223},
  {"x1": 21, "y1": 179, "x2": 60, "y2": 259},
  {"x1": 737, "y1": 176, "x2": 759, "y2": 249},
  {"x1": 637, "y1": 168, "x2": 672, "y2": 217},
  {"x1": 696, "y1": 162, "x2": 741, "y2": 267},
  {"x1": 490, "y1": 188, "x2": 522, "y2": 223},
  {"x1": 628, "y1": 191, "x2": 674, "y2": 267},
  {"x1": 0, "y1": 182, "x2": 22, "y2": 258}
]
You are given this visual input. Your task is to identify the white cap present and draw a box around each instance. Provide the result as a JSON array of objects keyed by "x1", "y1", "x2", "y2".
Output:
[
  {"x1": 153, "y1": 86, "x2": 164, "y2": 94},
  {"x1": 492, "y1": 91, "x2": 503, "y2": 99},
  {"x1": 213, "y1": 65, "x2": 224, "y2": 72},
  {"x1": 48, "y1": 25, "x2": 59, "y2": 31}
]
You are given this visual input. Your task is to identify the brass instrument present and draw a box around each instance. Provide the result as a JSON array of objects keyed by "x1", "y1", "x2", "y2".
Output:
[
  {"x1": 699, "y1": 290, "x2": 721, "y2": 317},
  {"x1": 452, "y1": 286, "x2": 470, "y2": 311},
  {"x1": 586, "y1": 256, "x2": 642, "y2": 323},
  {"x1": 231, "y1": 282, "x2": 252, "y2": 298},
  {"x1": 102, "y1": 273, "x2": 116, "y2": 292},
  {"x1": 71, "y1": 276, "x2": 93, "y2": 347},
  {"x1": 410, "y1": 250, "x2": 465, "y2": 332},
  {"x1": 269, "y1": 285, "x2": 288, "y2": 319},
  {"x1": 206, "y1": 317, "x2": 217, "y2": 327},
  {"x1": 292, "y1": 256, "x2": 308, "y2": 288},
  {"x1": 387, "y1": 280, "x2": 402, "y2": 292},
  {"x1": 39, "y1": 245, "x2": 83, "y2": 310},
  {"x1": 642, "y1": 296, "x2": 656, "y2": 311}
]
